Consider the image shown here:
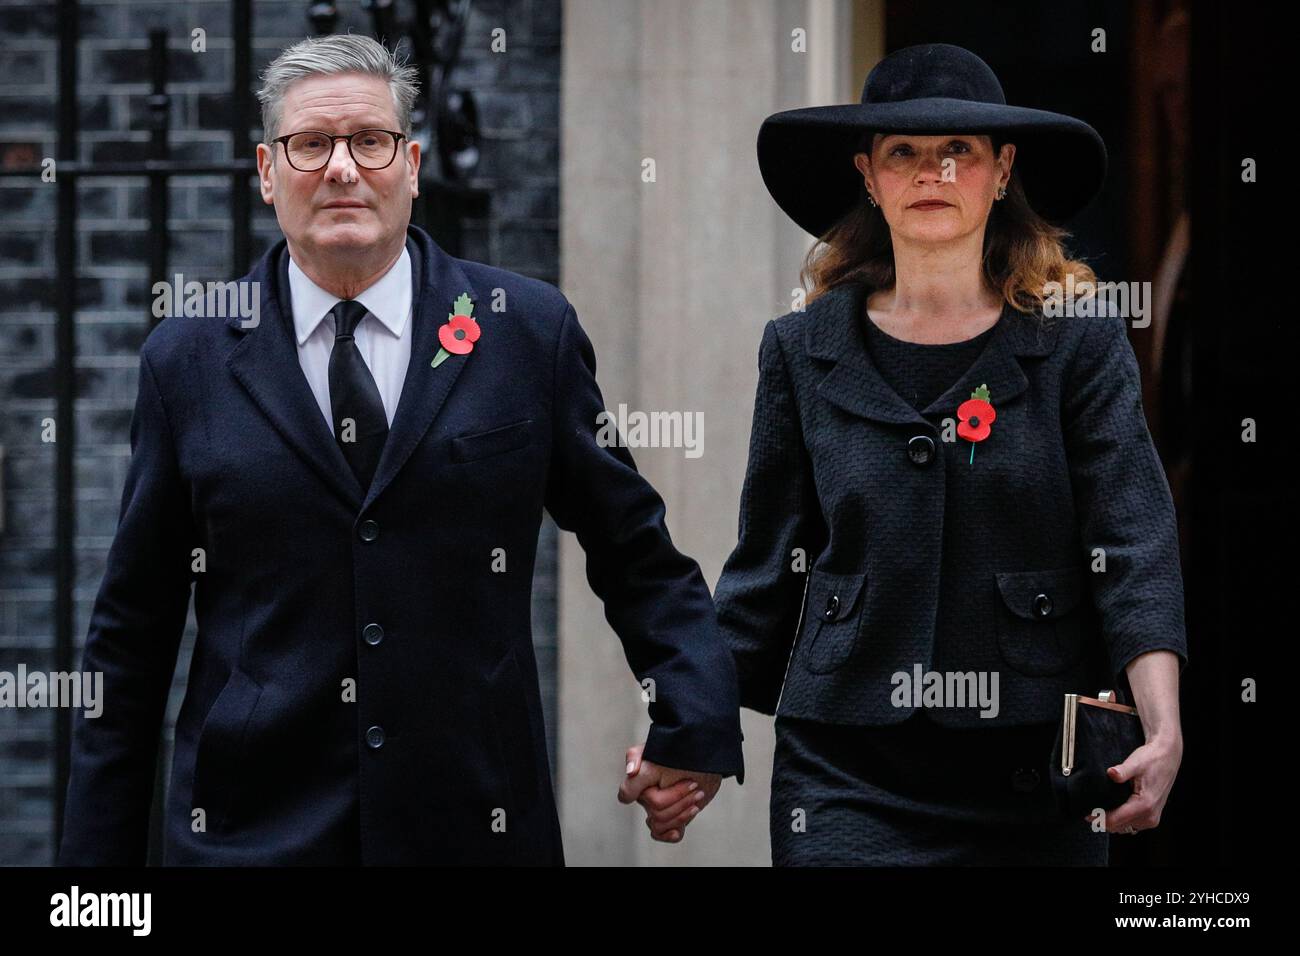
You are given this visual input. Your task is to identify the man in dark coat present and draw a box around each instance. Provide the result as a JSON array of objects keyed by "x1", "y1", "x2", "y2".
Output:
[{"x1": 57, "y1": 34, "x2": 742, "y2": 866}]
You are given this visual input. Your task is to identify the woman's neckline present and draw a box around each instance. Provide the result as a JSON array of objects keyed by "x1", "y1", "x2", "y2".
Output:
[{"x1": 863, "y1": 306, "x2": 1003, "y2": 348}]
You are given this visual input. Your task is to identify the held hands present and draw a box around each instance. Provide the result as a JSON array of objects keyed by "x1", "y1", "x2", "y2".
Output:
[
  {"x1": 617, "y1": 743, "x2": 722, "y2": 843},
  {"x1": 1085, "y1": 731, "x2": 1184, "y2": 835}
]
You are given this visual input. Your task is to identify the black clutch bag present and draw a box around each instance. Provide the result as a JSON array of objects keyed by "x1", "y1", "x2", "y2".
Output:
[{"x1": 1049, "y1": 689, "x2": 1144, "y2": 821}]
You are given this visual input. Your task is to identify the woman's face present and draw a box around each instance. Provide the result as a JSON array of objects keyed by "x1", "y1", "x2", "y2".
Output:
[{"x1": 853, "y1": 133, "x2": 1014, "y2": 244}]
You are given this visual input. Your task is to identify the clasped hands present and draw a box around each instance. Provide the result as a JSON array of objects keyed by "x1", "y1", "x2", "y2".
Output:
[{"x1": 616, "y1": 743, "x2": 722, "y2": 843}]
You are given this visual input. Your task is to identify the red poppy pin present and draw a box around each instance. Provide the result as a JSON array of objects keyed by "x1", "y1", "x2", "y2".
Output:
[
  {"x1": 956, "y1": 383, "x2": 996, "y2": 465},
  {"x1": 432, "y1": 292, "x2": 480, "y2": 367}
]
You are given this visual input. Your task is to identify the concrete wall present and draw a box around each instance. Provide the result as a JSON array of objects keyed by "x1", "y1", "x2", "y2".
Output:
[{"x1": 558, "y1": 0, "x2": 878, "y2": 865}]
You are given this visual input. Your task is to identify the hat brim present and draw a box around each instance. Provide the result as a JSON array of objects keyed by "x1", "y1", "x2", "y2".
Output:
[{"x1": 757, "y1": 97, "x2": 1107, "y2": 237}]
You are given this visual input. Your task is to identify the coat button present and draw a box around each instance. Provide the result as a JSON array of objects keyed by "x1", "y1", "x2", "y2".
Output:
[
  {"x1": 1011, "y1": 767, "x2": 1040, "y2": 792},
  {"x1": 823, "y1": 594, "x2": 840, "y2": 620},
  {"x1": 907, "y1": 435, "x2": 935, "y2": 466},
  {"x1": 363, "y1": 623, "x2": 384, "y2": 645},
  {"x1": 366, "y1": 725, "x2": 385, "y2": 749},
  {"x1": 1033, "y1": 593, "x2": 1053, "y2": 617},
  {"x1": 358, "y1": 519, "x2": 379, "y2": 542}
]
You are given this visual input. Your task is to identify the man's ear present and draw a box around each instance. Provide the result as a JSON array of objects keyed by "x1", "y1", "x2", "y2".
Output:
[
  {"x1": 406, "y1": 139, "x2": 420, "y2": 199},
  {"x1": 256, "y1": 143, "x2": 275, "y2": 205}
]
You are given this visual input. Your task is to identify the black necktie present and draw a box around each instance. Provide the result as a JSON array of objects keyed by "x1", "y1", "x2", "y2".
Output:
[{"x1": 328, "y1": 299, "x2": 389, "y2": 492}]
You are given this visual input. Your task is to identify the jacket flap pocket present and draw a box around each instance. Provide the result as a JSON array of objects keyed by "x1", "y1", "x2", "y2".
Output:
[
  {"x1": 450, "y1": 419, "x2": 534, "y2": 463},
  {"x1": 995, "y1": 566, "x2": 1086, "y2": 620},
  {"x1": 808, "y1": 569, "x2": 867, "y2": 624}
]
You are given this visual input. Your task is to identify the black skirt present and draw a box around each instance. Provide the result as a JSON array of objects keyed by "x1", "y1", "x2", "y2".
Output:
[{"x1": 770, "y1": 711, "x2": 1109, "y2": 866}]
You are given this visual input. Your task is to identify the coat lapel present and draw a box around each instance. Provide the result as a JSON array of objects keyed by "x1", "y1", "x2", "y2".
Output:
[
  {"x1": 360, "y1": 227, "x2": 475, "y2": 513},
  {"x1": 224, "y1": 226, "x2": 476, "y2": 514},
  {"x1": 804, "y1": 279, "x2": 1062, "y2": 425},
  {"x1": 225, "y1": 241, "x2": 364, "y2": 510}
]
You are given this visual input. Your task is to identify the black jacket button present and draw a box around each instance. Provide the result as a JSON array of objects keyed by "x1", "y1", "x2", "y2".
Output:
[
  {"x1": 358, "y1": 519, "x2": 379, "y2": 542},
  {"x1": 907, "y1": 435, "x2": 935, "y2": 466},
  {"x1": 366, "y1": 725, "x2": 385, "y2": 749},
  {"x1": 1033, "y1": 593, "x2": 1053, "y2": 617},
  {"x1": 823, "y1": 594, "x2": 840, "y2": 620},
  {"x1": 363, "y1": 623, "x2": 384, "y2": 645},
  {"x1": 1011, "y1": 767, "x2": 1041, "y2": 792}
]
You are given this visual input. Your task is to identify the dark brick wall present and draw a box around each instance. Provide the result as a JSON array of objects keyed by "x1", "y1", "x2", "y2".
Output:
[{"x1": 0, "y1": 0, "x2": 560, "y2": 865}]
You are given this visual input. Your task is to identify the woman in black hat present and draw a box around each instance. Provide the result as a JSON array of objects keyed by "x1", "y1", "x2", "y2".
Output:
[{"x1": 706, "y1": 43, "x2": 1187, "y2": 865}]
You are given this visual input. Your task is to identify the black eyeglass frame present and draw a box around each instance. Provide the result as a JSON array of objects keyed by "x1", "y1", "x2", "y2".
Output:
[{"x1": 271, "y1": 128, "x2": 409, "y2": 172}]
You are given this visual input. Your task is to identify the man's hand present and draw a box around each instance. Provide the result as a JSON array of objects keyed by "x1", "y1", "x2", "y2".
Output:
[{"x1": 617, "y1": 743, "x2": 722, "y2": 843}]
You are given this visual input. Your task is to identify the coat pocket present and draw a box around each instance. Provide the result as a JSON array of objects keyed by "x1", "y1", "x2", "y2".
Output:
[
  {"x1": 450, "y1": 419, "x2": 535, "y2": 464},
  {"x1": 485, "y1": 644, "x2": 543, "y2": 814},
  {"x1": 994, "y1": 566, "x2": 1089, "y2": 677},
  {"x1": 798, "y1": 570, "x2": 868, "y2": 675},
  {"x1": 191, "y1": 667, "x2": 263, "y2": 833}
]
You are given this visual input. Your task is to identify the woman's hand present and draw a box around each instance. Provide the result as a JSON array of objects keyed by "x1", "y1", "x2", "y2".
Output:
[
  {"x1": 617, "y1": 743, "x2": 721, "y2": 843},
  {"x1": 1089, "y1": 650, "x2": 1183, "y2": 834},
  {"x1": 1086, "y1": 730, "x2": 1183, "y2": 834}
]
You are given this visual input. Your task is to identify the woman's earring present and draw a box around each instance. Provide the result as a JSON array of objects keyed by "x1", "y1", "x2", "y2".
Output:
[
  {"x1": 866, "y1": 193, "x2": 878, "y2": 208},
  {"x1": 995, "y1": 185, "x2": 1007, "y2": 200}
]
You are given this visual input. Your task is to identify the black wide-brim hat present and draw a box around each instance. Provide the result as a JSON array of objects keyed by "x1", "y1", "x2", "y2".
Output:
[{"x1": 757, "y1": 43, "x2": 1107, "y2": 237}]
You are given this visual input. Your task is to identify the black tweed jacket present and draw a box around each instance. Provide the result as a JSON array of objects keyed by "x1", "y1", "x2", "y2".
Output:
[{"x1": 714, "y1": 279, "x2": 1188, "y2": 727}]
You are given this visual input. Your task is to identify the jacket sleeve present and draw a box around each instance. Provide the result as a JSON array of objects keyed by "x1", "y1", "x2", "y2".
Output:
[
  {"x1": 543, "y1": 302, "x2": 745, "y2": 783},
  {"x1": 57, "y1": 346, "x2": 196, "y2": 865},
  {"x1": 714, "y1": 319, "x2": 828, "y2": 715},
  {"x1": 1061, "y1": 312, "x2": 1189, "y2": 685}
]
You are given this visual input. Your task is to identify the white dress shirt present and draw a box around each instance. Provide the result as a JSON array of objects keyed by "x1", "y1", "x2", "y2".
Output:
[{"x1": 288, "y1": 248, "x2": 413, "y2": 437}]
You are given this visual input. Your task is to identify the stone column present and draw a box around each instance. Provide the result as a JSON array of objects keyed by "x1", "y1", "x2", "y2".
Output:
[{"x1": 558, "y1": 0, "x2": 877, "y2": 865}]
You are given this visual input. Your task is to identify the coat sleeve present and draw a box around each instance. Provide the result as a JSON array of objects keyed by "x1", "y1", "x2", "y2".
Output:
[
  {"x1": 714, "y1": 320, "x2": 828, "y2": 715},
  {"x1": 1061, "y1": 312, "x2": 1189, "y2": 685},
  {"x1": 57, "y1": 346, "x2": 196, "y2": 865},
  {"x1": 543, "y1": 302, "x2": 745, "y2": 783}
]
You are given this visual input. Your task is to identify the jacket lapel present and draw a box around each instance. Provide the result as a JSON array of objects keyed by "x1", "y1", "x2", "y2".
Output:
[
  {"x1": 805, "y1": 280, "x2": 1061, "y2": 425},
  {"x1": 225, "y1": 241, "x2": 365, "y2": 510},
  {"x1": 359, "y1": 227, "x2": 475, "y2": 512},
  {"x1": 224, "y1": 226, "x2": 476, "y2": 514}
]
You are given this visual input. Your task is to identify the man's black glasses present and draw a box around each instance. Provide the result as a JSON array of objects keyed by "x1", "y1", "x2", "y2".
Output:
[{"x1": 272, "y1": 129, "x2": 407, "y2": 171}]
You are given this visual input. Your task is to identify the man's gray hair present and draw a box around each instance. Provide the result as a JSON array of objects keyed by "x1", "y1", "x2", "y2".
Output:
[{"x1": 256, "y1": 33, "x2": 420, "y2": 143}]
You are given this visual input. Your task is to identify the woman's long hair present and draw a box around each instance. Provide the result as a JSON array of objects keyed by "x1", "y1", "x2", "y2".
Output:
[{"x1": 800, "y1": 133, "x2": 1097, "y2": 314}]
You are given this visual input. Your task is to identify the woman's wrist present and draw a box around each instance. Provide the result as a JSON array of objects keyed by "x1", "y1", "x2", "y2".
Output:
[{"x1": 1143, "y1": 725, "x2": 1184, "y2": 756}]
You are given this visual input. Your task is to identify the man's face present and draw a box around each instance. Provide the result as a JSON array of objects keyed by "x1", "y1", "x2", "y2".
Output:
[{"x1": 256, "y1": 72, "x2": 420, "y2": 259}]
